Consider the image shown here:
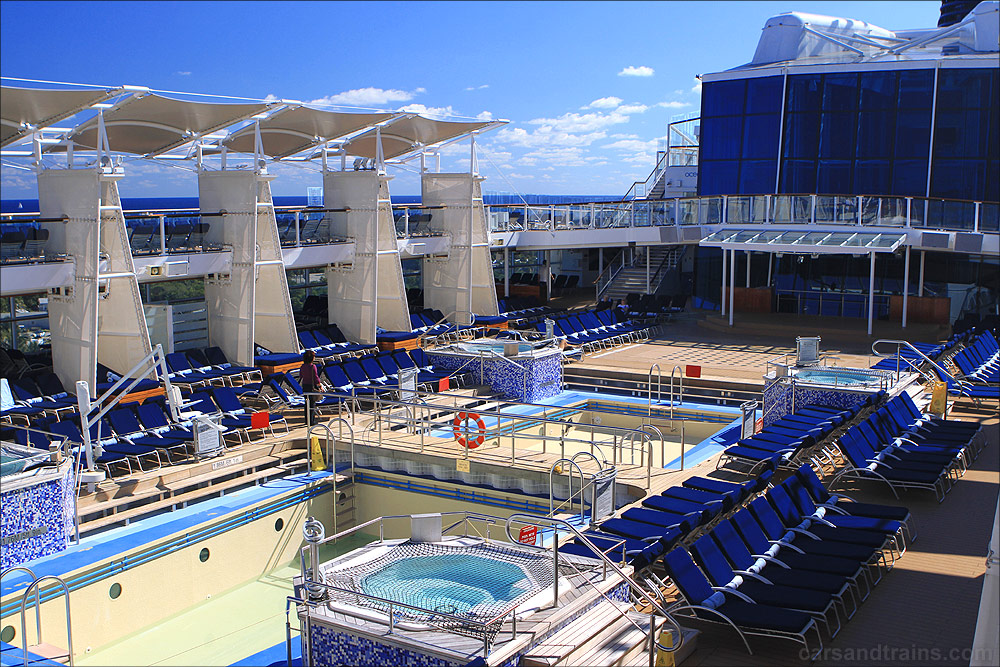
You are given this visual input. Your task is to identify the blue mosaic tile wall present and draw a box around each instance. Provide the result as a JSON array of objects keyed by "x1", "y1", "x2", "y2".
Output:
[
  {"x1": 304, "y1": 580, "x2": 631, "y2": 667},
  {"x1": 763, "y1": 381, "x2": 869, "y2": 427},
  {"x1": 1, "y1": 462, "x2": 75, "y2": 569},
  {"x1": 428, "y1": 350, "x2": 562, "y2": 403}
]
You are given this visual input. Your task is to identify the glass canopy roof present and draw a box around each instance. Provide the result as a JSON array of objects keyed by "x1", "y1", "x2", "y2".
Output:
[{"x1": 701, "y1": 228, "x2": 907, "y2": 253}]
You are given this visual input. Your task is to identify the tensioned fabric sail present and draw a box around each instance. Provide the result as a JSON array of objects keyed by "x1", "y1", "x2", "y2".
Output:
[
  {"x1": 342, "y1": 116, "x2": 495, "y2": 159},
  {"x1": 64, "y1": 93, "x2": 269, "y2": 156},
  {"x1": 0, "y1": 86, "x2": 116, "y2": 147},
  {"x1": 222, "y1": 106, "x2": 398, "y2": 158}
]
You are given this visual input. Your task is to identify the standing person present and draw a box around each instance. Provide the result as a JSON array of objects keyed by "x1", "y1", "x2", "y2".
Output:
[{"x1": 299, "y1": 349, "x2": 320, "y2": 427}]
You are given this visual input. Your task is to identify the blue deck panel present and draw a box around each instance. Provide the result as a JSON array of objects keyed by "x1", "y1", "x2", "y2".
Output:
[
  {"x1": 664, "y1": 418, "x2": 744, "y2": 469},
  {"x1": 0, "y1": 643, "x2": 63, "y2": 667},
  {"x1": 1, "y1": 471, "x2": 334, "y2": 600},
  {"x1": 231, "y1": 639, "x2": 302, "y2": 667}
]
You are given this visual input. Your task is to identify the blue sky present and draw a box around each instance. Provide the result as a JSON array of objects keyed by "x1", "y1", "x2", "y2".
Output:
[{"x1": 1, "y1": 1, "x2": 942, "y2": 199}]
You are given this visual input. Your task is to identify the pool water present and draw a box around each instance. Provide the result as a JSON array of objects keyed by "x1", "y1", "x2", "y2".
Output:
[
  {"x1": 360, "y1": 554, "x2": 531, "y2": 616},
  {"x1": 794, "y1": 368, "x2": 881, "y2": 387}
]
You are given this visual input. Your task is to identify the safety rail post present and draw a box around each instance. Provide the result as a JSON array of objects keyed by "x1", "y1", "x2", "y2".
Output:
[
  {"x1": 669, "y1": 365, "x2": 684, "y2": 420},
  {"x1": 647, "y1": 364, "x2": 662, "y2": 416}
]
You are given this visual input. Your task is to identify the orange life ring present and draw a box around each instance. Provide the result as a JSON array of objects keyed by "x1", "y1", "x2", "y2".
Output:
[{"x1": 452, "y1": 411, "x2": 486, "y2": 449}]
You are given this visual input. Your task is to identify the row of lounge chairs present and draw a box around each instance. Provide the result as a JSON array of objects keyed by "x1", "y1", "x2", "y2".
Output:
[
  {"x1": 949, "y1": 330, "x2": 999, "y2": 386},
  {"x1": 719, "y1": 397, "x2": 885, "y2": 473},
  {"x1": 830, "y1": 392, "x2": 984, "y2": 502},
  {"x1": 535, "y1": 308, "x2": 654, "y2": 353},
  {"x1": 661, "y1": 468, "x2": 909, "y2": 659}
]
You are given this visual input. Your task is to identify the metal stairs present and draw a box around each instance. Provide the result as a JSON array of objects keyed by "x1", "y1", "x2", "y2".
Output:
[{"x1": 600, "y1": 246, "x2": 685, "y2": 302}]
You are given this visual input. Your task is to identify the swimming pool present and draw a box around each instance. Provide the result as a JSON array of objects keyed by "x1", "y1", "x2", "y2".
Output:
[{"x1": 793, "y1": 367, "x2": 887, "y2": 388}]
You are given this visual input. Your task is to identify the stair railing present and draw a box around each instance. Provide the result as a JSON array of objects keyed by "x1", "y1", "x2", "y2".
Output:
[
  {"x1": 595, "y1": 247, "x2": 629, "y2": 300},
  {"x1": 505, "y1": 514, "x2": 685, "y2": 657}
]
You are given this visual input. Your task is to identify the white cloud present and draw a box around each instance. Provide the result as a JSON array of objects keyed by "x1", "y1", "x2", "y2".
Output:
[
  {"x1": 464, "y1": 84, "x2": 490, "y2": 91},
  {"x1": 618, "y1": 65, "x2": 654, "y2": 77},
  {"x1": 263, "y1": 93, "x2": 279, "y2": 102},
  {"x1": 476, "y1": 110, "x2": 494, "y2": 121},
  {"x1": 602, "y1": 138, "x2": 657, "y2": 152},
  {"x1": 657, "y1": 101, "x2": 691, "y2": 109},
  {"x1": 617, "y1": 103, "x2": 648, "y2": 114},
  {"x1": 310, "y1": 87, "x2": 421, "y2": 107},
  {"x1": 527, "y1": 110, "x2": 631, "y2": 134},
  {"x1": 398, "y1": 103, "x2": 457, "y2": 117},
  {"x1": 587, "y1": 96, "x2": 622, "y2": 109},
  {"x1": 176, "y1": 71, "x2": 192, "y2": 76},
  {"x1": 691, "y1": 77, "x2": 702, "y2": 95}
]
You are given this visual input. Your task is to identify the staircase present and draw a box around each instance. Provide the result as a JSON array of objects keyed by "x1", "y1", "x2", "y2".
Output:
[{"x1": 599, "y1": 246, "x2": 685, "y2": 302}]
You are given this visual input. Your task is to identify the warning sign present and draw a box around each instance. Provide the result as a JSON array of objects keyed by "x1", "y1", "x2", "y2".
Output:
[{"x1": 518, "y1": 525, "x2": 538, "y2": 545}]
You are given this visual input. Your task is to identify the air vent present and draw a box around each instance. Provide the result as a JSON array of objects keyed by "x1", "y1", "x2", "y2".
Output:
[
  {"x1": 954, "y1": 232, "x2": 983, "y2": 253},
  {"x1": 682, "y1": 226, "x2": 703, "y2": 242},
  {"x1": 919, "y1": 232, "x2": 950, "y2": 248}
]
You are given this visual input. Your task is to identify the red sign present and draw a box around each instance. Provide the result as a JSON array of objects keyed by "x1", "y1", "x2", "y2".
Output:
[
  {"x1": 518, "y1": 525, "x2": 538, "y2": 545},
  {"x1": 250, "y1": 411, "x2": 270, "y2": 429},
  {"x1": 685, "y1": 364, "x2": 702, "y2": 379},
  {"x1": 438, "y1": 377, "x2": 451, "y2": 392}
]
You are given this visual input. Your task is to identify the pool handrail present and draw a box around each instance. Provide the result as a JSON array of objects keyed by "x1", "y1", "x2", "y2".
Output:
[
  {"x1": 872, "y1": 338, "x2": 956, "y2": 389},
  {"x1": 0, "y1": 567, "x2": 41, "y2": 650},
  {"x1": 647, "y1": 364, "x2": 662, "y2": 417},
  {"x1": 504, "y1": 513, "x2": 685, "y2": 655},
  {"x1": 19, "y1": 574, "x2": 74, "y2": 667}
]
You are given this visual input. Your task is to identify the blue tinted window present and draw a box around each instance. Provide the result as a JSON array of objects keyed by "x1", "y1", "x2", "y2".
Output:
[
  {"x1": 745, "y1": 76, "x2": 783, "y2": 115},
  {"x1": 701, "y1": 80, "x2": 746, "y2": 118},
  {"x1": 931, "y1": 159, "x2": 987, "y2": 200},
  {"x1": 822, "y1": 73, "x2": 858, "y2": 112},
  {"x1": 859, "y1": 71, "x2": 898, "y2": 111},
  {"x1": 818, "y1": 113, "x2": 856, "y2": 160},
  {"x1": 934, "y1": 108, "x2": 988, "y2": 159},
  {"x1": 783, "y1": 113, "x2": 819, "y2": 159},
  {"x1": 937, "y1": 69, "x2": 991, "y2": 109},
  {"x1": 816, "y1": 160, "x2": 852, "y2": 194},
  {"x1": 700, "y1": 161, "x2": 739, "y2": 196},
  {"x1": 782, "y1": 160, "x2": 816, "y2": 194},
  {"x1": 786, "y1": 76, "x2": 822, "y2": 113},
  {"x1": 856, "y1": 111, "x2": 895, "y2": 158},
  {"x1": 742, "y1": 114, "x2": 779, "y2": 159},
  {"x1": 891, "y1": 160, "x2": 927, "y2": 197},
  {"x1": 897, "y1": 70, "x2": 934, "y2": 108},
  {"x1": 700, "y1": 116, "x2": 743, "y2": 160},
  {"x1": 739, "y1": 160, "x2": 776, "y2": 194},
  {"x1": 854, "y1": 160, "x2": 891, "y2": 195},
  {"x1": 895, "y1": 110, "x2": 932, "y2": 158}
]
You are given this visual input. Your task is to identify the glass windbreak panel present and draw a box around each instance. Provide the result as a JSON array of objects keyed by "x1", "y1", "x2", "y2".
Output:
[
  {"x1": 702, "y1": 79, "x2": 746, "y2": 118},
  {"x1": 700, "y1": 198, "x2": 723, "y2": 224},
  {"x1": 926, "y1": 199, "x2": 977, "y2": 231},
  {"x1": 981, "y1": 203, "x2": 999, "y2": 233},
  {"x1": 725, "y1": 196, "x2": 754, "y2": 223},
  {"x1": 678, "y1": 199, "x2": 701, "y2": 224},
  {"x1": 770, "y1": 196, "x2": 795, "y2": 223}
]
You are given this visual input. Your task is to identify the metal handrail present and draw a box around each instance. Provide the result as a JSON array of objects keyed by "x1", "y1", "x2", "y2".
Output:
[
  {"x1": 19, "y1": 575, "x2": 74, "y2": 667},
  {"x1": 504, "y1": 514, "x2": 684, "y2": 655},
  {"x1": 669, "y1": 366, "x2": 684, "y2": 419},
  {"x1": 0, "y1": 568, "x2": 41, "y2": 648},
  {"x1": 550, "y1": 458, "x2": 587, "y2": 520},
  {"x1": 595, "y1": 248, "x2": 628, "y2": 300},
  {"x1": 647, "y1": 364, "x2": 662, "y2": 416},
  {"x1": 871, "y1": 338, "x2": 956, "y2": 387}
]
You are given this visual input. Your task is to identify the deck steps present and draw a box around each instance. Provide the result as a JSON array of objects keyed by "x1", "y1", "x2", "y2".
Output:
[{"x1": 521, "y1": 599, "x2": 661, "y2": 667}]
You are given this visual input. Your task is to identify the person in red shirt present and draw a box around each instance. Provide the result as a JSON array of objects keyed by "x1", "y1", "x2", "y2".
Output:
[{"x1": 299, "y1": 349, "x2": 321, "y2": 427}]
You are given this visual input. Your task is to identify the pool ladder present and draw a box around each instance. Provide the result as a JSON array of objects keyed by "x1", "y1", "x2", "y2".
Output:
[{"x1": 0, "y1": 566, "x2": 75, "y2": 666}]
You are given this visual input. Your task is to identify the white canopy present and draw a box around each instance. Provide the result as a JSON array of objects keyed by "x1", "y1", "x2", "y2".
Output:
[
  {"x1": 342, "y1": 115, "x2": 498, "y2": 159},
  {"x1": 222, "y1": 106, "x2": 398, "y2": 158},
  {"x1": 1, "y1": 85, "x2": 117, "y2": 147},
  {"x1": 64, "y1": 93, "x2": 269, "y2": 156}
]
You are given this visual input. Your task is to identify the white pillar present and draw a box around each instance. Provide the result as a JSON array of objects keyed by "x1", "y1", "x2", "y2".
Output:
[
  {"x1": 745, "y1": 250, "x2": 751, "y2": 287},
  {"x1": 867, "y1": 252, "x2": 876, "y2": 337},
  {"x1": 767, "y1": 252, "x2": 774, "y2": 287},
  {"x1": 503, "y1": 246, "x2": 510, "y2": 297},
  {"x1": 902, "y1": 246, "x2": 911, "y2": 329},
  {"x1": 729, "y1": 248, "x2": 736, "y2": 327},
  {"x1": 918, "y1": 250, "x2": 926, "y2": 297},
  {"x1": 645, "y1": 248, "x2": 651, "y2": 294},
  {"x1": 721, "y1": 248, "x2": 727, "y2": 316}
]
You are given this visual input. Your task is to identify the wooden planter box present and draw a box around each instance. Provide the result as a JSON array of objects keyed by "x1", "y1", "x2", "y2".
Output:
[
  {"x1": 722, "y1": 286, "x2": 774, "y2": 313},
  {"x1": 890, "y1": 295, "x2": 950, "y2": 324}
]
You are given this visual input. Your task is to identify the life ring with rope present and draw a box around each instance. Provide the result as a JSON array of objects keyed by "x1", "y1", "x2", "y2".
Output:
[{"x1": 452, "y1": 411, "x2": 486, "y2": 448}]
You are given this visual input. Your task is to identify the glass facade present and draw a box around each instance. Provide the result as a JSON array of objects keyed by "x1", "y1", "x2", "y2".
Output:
[{"x1": 699, "y1": 66, "x2": 999, "y2": 203}]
